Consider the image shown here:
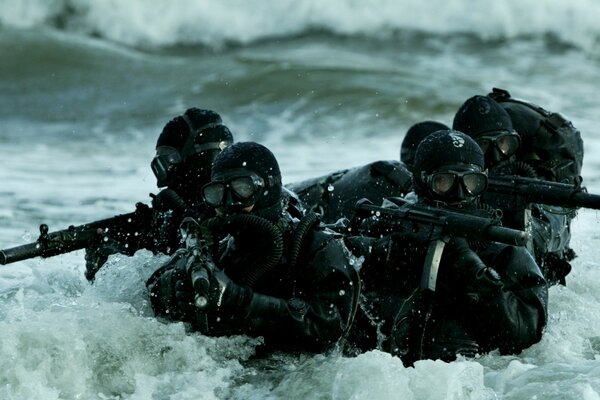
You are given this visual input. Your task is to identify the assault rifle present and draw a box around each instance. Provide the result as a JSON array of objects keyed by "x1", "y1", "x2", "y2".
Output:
[
  {"x1": 0, "y1": 202, "x2": 154, "y2": 265},
  {"x1": 180, "y1": 217, "x2": 212, "y2": 310},
  {"x1": 486, "y1": 175, "x2": 600, "y2": 210},
  {"x1": 0, "y1": 189, "x2": 192, "y2": 266},
  {"x1": 355, "y1": 199, "x2": 529, "y2": 247}
]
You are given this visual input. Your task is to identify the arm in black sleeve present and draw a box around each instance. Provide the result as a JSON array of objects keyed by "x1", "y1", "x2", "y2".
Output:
[
  {"x1": 478, "y1": 245, "x2": 548, "y2": 354},
  {"x1": 242, "y1": 234, "x2": 360, "y2": 352},
  {"x1": 444, "y1": 242, "x2": 548, "y2": 354}
]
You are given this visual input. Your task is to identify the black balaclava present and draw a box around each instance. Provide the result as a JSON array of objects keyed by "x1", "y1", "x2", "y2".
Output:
[
  {"x1": 210, "y1": 142, "x2": 283, "y2": 222},
  {"x1": 153, "y1": 108, "x2": 233, "y2": 204},
  {"x1": 452, "y1": 95, "x2": 517, "y2": 168},
  {"x1": 400, "y1": 120, "x2": 450, "y2": 171},
  {"x1": 413, "y1": 130, "x2": 485, "y2": 203}
]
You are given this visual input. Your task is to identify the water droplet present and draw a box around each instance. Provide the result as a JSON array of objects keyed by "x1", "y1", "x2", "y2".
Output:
[
  {"x1": 339, "y1": 290, "x2": 346, "y2": 296},
  {"x1": 327, "y1": 184, "x2": 334, "y2": 192},
  {"x1": 242, "y1": 161, "x2": 247, "y2": 166},
  {"x1": 375, "y1": 211, "x2": 381, "y2": 217}
]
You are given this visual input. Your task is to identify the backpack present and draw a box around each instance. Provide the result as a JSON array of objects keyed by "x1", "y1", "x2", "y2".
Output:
[{"x1": 488, "y1": 88, "x2": 584, "y2": 185}]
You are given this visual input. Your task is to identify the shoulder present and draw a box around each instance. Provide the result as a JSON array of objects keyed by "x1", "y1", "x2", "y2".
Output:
[
  {"x1": 370, "y1": 160, "x2": 412, "y2": 184},
  {"x1": 304, "y1": 225, "x2": 360, "y2": 276}
]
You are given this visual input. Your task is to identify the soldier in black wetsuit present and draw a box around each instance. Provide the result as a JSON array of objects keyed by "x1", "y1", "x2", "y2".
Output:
[
  {"x1": 453, "y1": 94, "x2": 578, "y2": 285},
  {"x1": 84, "y1": 108, "x2": 234, "y2": 281},
  {"x1": 346, "y1": 130, "x2": 548, "y2": 365},
  {"x1": 147, "y1": 142, "x2": 360, "y2": 353}
]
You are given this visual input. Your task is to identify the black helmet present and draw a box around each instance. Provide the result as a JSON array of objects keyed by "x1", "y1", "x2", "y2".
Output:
[
  {"x1": 453, "y1": 95, "x2": 520, "y2": 168},
  {"x1": 151, "y1": 108, "x2": 234, "y2": 194},
  {"x1": 400, "y1": 120, "x2": 450, "y2": 171},
  {"x1": 204, "y1": 142, "x2": 283, "y2": 220},
  {"x1": 413, "y1": 130, "x2": 487, "y2": 204}
]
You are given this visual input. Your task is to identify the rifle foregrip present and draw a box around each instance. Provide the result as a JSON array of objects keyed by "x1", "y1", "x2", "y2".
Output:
[
  {"x1": 484, "y1": 225, "x2": 530, "y2": 247},
  {"x1": 0, "y1": 243, "x2": 43, "y2": 265},
  {"x1": 190, "y1": 265, "x2": 210, "y2": 295}
]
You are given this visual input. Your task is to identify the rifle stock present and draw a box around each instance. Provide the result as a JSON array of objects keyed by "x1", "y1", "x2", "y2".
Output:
[
  {"x1": 0, "y1": 203, "x2": 153, "y2": 265},
  {"x1": 487, "y1": 175, "x2": 600, "y2": 210},
  {"x1": 356, "y1": 200, "x2": 530, "y2": 247}
]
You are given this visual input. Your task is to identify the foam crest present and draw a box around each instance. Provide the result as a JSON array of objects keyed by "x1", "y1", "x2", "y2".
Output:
[{"x1": 1, "y1": 0, "x2": 599, "y2": 51}]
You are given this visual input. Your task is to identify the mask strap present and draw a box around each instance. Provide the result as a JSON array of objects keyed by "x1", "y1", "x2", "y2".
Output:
[{"x1": 180, "y1": 114, "x2": 223, "y2": 161}]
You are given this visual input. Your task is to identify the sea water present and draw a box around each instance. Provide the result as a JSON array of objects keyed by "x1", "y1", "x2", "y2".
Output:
[{"x1": 1, "y1": 1, "x2": 600, "y2": 399}]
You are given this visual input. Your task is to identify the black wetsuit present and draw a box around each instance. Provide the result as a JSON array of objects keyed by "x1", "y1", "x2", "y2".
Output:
[
  {"x1": 344, "y1": 197, "x2": 548, "y2": 364},
  {"x1": 147, "y1": 211, "x2": 360, "y2": 353}
]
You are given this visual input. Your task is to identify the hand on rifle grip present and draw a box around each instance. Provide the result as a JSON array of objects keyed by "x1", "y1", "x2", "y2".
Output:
[
  {"x1": 442, "y1": 237, "x2": 479, "y2": 277},
  {"x1": 84, "y1": 228, "x2": 124, "y2": 282},
  {"x1": 443, "y1": 237, "x2": 501, "y2": 292}
]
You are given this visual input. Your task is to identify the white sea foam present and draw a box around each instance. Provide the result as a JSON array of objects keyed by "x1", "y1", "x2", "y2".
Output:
[{"x1": 1, "y1": 0, "x2": 599, "y2": 51}]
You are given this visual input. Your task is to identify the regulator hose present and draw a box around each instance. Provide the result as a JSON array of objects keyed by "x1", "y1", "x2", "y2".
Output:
[
  {"x1": 288, "y1": 212, "x2": 320, "y2": 271},
  {"x1": 493, "y1": 160, "x2": 538, "y2": 179},
  {"x1": 201, "y1": 214, "x2": 284, "y2": 288}
]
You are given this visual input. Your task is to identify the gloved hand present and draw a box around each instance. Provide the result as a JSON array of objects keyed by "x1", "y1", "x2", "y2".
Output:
[
  {"x1": 84, "y1": 233, "x2": 124, "y2": 282},
  {"x1": 442, "y1": 237, "x2": 502, "y2": 294},
  {"x1": 171, "y1": 266, "x2": 197, "y2": 320},
  {"x1": 204, "y1": 265, "x2": 253, "y2": 314}
]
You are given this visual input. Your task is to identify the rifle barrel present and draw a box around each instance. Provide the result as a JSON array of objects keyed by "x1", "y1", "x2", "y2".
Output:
[
  {"x1": 0, "y1": 243, "x2": 43, "y2": 265},
  {"x1": 487, "y1": 175, "x2": 600, "y2": 210},
  {"x1": 357, "y1": 202, "x2": 530, "y2": 247}
]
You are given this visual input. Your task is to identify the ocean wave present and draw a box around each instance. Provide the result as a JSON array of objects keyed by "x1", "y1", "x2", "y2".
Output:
[{"x1": 1, "y1": 0, "x2": 599, "y2": 51}]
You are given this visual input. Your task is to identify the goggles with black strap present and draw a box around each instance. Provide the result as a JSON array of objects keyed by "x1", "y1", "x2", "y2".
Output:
[
  {"x1": 421, "y1": 165, "x2": 488, "y2": 199},
  {"x1": 476, "y1": 131, "x2": 520, "y2": 157},
  {"x1": 151, "y1": 116, "x2": 232, "y2": 188},
  {"x1": 202, "y1": 169, "x2": 278, "y2": 209},
  {"x1": 151, "y1": 146, "x2": 183, "y2": 188}
]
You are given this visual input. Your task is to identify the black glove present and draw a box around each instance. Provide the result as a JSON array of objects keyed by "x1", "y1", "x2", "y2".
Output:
[
  {"x1": 172, "y1": 266, "x2": 197, "y2": 320},
  {"x1": 442, "y1": 237, "x2": 502, "y2": 295},
  {"x1": 204, "y1": 265, "x2": 253, "y2": 314},
  {"x1": 84, "y1": 234, "x2": 125, "y2": 282},
  {"x1": 146, "y1": 250, "x2": 199, "y2": 321}
]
